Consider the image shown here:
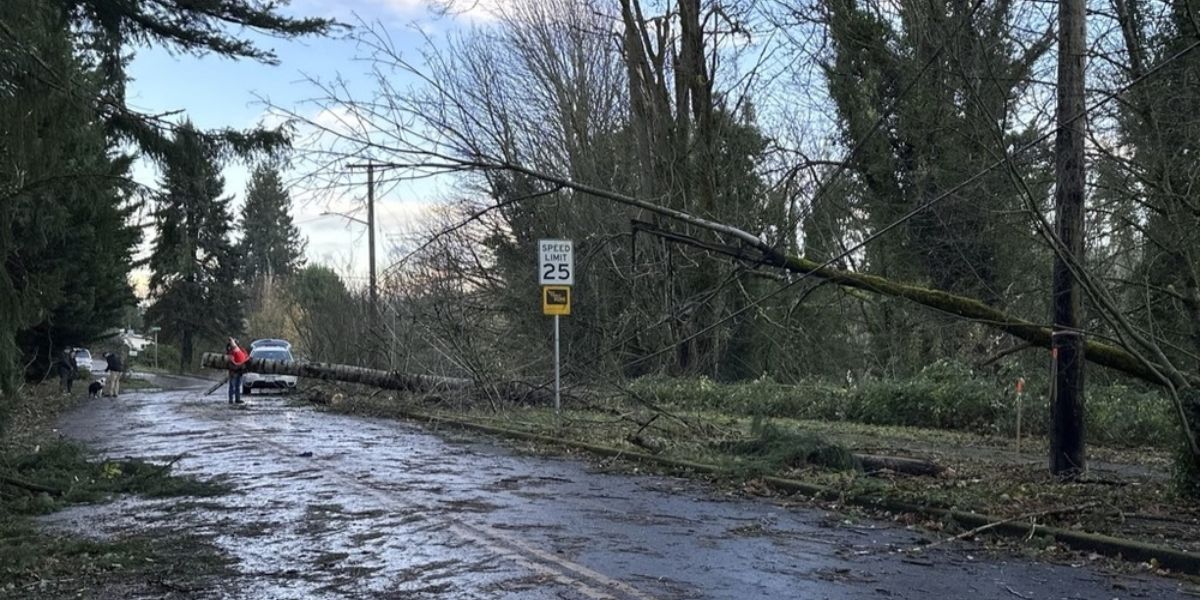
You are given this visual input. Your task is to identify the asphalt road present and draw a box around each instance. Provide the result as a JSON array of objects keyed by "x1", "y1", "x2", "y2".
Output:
[{"x1": 44, "y1": 385, "x2": 1188, "y2": 599}]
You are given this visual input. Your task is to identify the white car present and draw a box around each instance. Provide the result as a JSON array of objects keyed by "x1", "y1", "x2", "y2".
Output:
[
  {"x1": 241, "y1": 345, "x2": 298, "y2": 394},
  {"x1": 74, "y1": 349, "x2": 93, "y2": 375}
]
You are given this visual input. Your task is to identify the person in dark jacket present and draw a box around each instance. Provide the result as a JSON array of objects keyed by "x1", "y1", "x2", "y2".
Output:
[
  {"x1": 102, "y1": 351, "x2": 124, "y2": 397},
  {"x1": 57, "y1": 348, "x2": 78, "y2": 395}
]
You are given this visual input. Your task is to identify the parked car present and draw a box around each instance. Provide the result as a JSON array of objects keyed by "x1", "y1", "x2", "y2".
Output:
[
  {"x1": 74, "y1": 348, "x2": 93, "y2": 375},
  {"x1": 242, "y1": 345, "x2": 298, "y2": 394},
  {"x1": 251, "y1": 338, "x2": 291, "y2": 350}
]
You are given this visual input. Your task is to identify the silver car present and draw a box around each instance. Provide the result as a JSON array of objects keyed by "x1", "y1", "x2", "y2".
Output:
[
  {"x1": 74, "y1": 349, "x2": 93, "y2": 375},
  {"x1": 241, "y1": 345, "x2": 298, "y2": 394}
]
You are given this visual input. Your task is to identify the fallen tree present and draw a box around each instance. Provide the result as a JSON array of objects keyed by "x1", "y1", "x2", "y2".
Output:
[
  {"x1": 490, "y1": 163, "x2": 1200, "y2": 391},
  {"x1": 200, "y1": 353, "x2": 551, "y2": 403}
]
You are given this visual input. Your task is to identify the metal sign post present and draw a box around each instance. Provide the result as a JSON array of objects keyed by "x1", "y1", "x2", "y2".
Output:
[
  {"x1": 539, "y1": 240, "x2": 573, "y2": 415},
  {"x1": 542, "y1": 286, "x2": 572, "y2": 413},
  {"x1": 554, "y1": 315, "x2": 561, "y2": 414}
]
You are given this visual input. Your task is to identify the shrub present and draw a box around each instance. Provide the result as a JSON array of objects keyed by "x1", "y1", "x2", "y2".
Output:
[
  {"x1": 1085, "y1": 384, "x2": 1174, "y2": 447},
  {"x1": 848, "y1": 360, "x2": 1000, "y2": 431},
  {"x1": 129, "y1": 343, "x2": 181, "y2": 372},
  {"x1": 629, "y1": 363, "x2": 1176, "y2": 448}
]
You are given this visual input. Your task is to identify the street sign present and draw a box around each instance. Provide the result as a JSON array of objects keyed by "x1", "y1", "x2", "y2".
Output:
[
  {"x1": 537, "y1": 239, "x2": 574, "y2": 417},
  {"x1": 542, "y1": 286, "x2": 571, "y2": 316},
  {"x1": 538, "y1": 239, "x2": 574, "y2": 285}
]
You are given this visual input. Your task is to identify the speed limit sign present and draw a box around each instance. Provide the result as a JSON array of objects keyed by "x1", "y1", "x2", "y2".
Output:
[
  {"x1": 537, "y1": 239, "x2": 574, "y2": 416},
  {"x1": 538, "y1": 239, "x2": 574, "y2": 285}
]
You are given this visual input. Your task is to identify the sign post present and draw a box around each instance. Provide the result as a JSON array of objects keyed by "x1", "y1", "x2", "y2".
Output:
[
  {"x1": 150, "y1": 326, "x2": 161, "y2": 370},
  {"x1": 539, "y1": 240, "x2": 573, "y2": 415}
]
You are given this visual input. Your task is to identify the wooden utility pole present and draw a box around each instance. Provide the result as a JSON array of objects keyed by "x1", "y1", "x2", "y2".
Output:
[
  {"x1": 344, "y1": 162, "x2": 379, "y2": 314},
  {"x1": 367, "y1": 162, "x2": 377, "y2": 313},
  {"x1": 1050, "y1": 0, "x2": 1087, "y2": 478}
]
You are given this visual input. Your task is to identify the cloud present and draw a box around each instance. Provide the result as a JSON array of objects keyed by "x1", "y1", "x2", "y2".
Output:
[
  {"x1": 294, "y1": 182, "x2": 444, "y2": 283},
  {"x1": 375, "y1": 0, "x2": 507, "y2": 22}
]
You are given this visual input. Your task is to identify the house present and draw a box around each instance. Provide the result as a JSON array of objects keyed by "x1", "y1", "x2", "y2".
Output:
[{"x1": 121, "y1": 329, "x2": 153, "y2": 352}]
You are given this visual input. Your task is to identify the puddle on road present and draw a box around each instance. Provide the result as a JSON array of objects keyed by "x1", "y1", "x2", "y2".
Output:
[{"x1": 43, "y1": 390, "x2": 1191, "y2": 600}]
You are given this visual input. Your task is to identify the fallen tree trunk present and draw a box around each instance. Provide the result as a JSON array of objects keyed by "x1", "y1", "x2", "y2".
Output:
[
  {"x1": 856, "y1": 454, "x2": 944, "y2": 477},
  {"x1": 773, "y1": 253, "x2": 1196, "y2": 388},
  {"x1": 630, "y1": 218, "x2": 1194, "y2": 389},
  {"x1": 200, "y1": 353, "x2": 551, "y2": 403},
  {"x1": 488, "y1": 162, "x2": 1200, "y2": 390}
]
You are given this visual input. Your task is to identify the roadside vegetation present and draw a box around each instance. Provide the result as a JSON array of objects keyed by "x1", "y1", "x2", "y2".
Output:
[
  {"x1": 628, "y1": 365, "x2": 1176, "y2": 449},
  {"x1": 0, "y1": 385, "x2": 231, "y2": 596}
]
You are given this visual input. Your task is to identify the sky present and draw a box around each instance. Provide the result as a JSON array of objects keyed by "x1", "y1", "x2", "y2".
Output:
[{"x1": 125, "y1": 0, "x2": 499, "y2": 293}]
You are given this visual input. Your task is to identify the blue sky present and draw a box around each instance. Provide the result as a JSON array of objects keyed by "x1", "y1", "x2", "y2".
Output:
[{"x1": 126, "y1": 0, "x2": 495, "y2": 291}]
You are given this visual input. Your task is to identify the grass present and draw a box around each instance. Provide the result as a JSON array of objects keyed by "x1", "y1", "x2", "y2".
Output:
[{"x1": 0, "y1": 440, "x2": 233, "y2": 591}]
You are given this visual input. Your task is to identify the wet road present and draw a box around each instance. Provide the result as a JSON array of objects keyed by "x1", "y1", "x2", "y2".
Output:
[{"x1": 47, "y1": 386, "x2": 1186, "y2": 599}]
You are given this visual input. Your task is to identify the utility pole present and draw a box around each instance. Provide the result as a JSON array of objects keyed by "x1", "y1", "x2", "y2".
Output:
[
  {"x1": 1050, "y1": 0, "x2": 1087, "y2": 478},
  {"x1": 367, "y1": 162, "x2": 377, "y2": 313},
  {"x1": 344, "y1": 161, "x2": 379, "y2": 315}
]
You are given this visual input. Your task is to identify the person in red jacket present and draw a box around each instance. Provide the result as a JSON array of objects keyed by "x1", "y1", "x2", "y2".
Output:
[{"x1": 226, "y1": 338, "x2": 249, "y2": 404}]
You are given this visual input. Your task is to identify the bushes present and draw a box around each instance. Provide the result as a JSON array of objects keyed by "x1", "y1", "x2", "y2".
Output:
[
  {"x1": 849, "y1": 361, "x2": 1000, "y2": 430},
  {"x1": 630, "y1": 362, "x2": 1176, "y2": 448},
  {"x1": 1085, "y1": 384, "x2": 1175, "y2": 447}
]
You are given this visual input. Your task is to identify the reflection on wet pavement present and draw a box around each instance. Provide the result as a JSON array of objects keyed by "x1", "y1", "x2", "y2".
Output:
[{"x1": 45, "y1": 389, "x2": 1187, "y2": 599}]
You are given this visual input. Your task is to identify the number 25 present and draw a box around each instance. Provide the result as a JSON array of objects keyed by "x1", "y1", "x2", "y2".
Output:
[{"x1": 543, "y1": 264, "x2": 570, "y2": 279}]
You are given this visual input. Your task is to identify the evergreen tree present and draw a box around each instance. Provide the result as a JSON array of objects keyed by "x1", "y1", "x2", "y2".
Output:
[
  {"x1": 821, "y1": 0, "x2": 1053, "y2": 372},
  {"x1": 0, "y1": 0, "x2": 332, "y2": 392},
  {"x1": 1, "y1": 0, "x2": 141, "y2": 390},
  {"x1": 145, "y1": 123, "x2": 244, "y2": 371},
  {"x1": 238, "y1": 164, "x2": 306, "y2": 281},
  {"x1": 289, "y1": 265, "x2": 356, "y2": 362},
  {"x1": 1117, "y1": 1, "x2": 1200, "y2": 362}
]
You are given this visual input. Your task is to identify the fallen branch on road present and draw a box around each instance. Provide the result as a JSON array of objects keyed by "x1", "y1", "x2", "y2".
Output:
[
  {"x1": 857, "y1": 454, "x2": 944, "y2": 477},
  {"x1": 204, "y1": 378, "x2": 226, "y2": 396},
  {"x1": 909, "y1": 501, "x2": 1102, "y2": 554},
  {"x1": 0, "y1": 473, "x2": 63, "y2": 496}
]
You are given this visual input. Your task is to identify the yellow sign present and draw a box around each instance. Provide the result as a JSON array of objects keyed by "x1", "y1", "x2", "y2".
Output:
[{"x1": 542, "y1": 286, "x2": 571, "y2": 316}]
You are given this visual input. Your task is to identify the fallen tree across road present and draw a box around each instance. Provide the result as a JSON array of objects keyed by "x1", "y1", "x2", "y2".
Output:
[{"x1": 200, "y1": 353, "x2": 551, "y2": 403}]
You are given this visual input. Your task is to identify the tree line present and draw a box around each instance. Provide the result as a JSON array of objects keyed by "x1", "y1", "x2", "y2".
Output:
[{"x1": 0, "y1": 0, "x2": 332, "y2": 395}]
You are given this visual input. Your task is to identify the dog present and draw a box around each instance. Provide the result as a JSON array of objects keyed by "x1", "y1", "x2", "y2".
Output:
[{"x1": 88, "y1": 379, "x2": 104, "y2": 399}]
